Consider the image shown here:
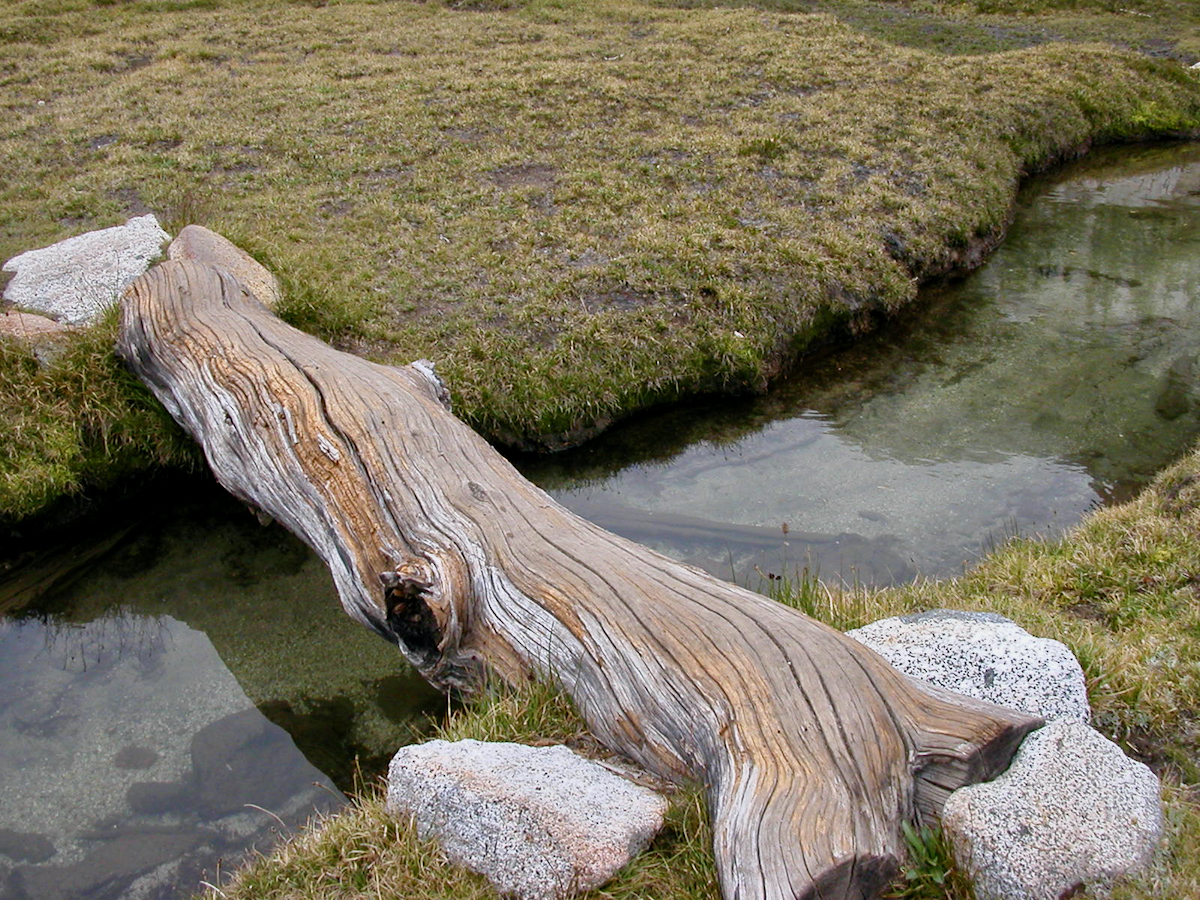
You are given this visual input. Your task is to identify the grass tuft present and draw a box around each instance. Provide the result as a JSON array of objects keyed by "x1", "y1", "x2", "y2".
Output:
[{"x1": 884, "y1": 822, "x2": 975, "y2": 900}]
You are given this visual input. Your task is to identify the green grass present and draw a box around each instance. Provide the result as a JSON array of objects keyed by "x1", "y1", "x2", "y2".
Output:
[
  {"x1": 0, "y1": 310, "x2": 198, "y2": 524},
  {"x1": 2, "y1": 0, "x2": 1200, "y2": 519}
]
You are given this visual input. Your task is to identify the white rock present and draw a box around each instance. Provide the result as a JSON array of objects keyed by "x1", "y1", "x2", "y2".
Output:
[
  {"x1": 2, "y1": 215, "x2": 170, "y2": 325},
  {"x1": 942, "y1": 721, "x2": 1163, "y2": 900},
  {"x1": 386, "y1": 739, "x2": 668, "y2": 900},
  {"x1": 847, "y1": 609, "x2": 1089, "y2": 722}
]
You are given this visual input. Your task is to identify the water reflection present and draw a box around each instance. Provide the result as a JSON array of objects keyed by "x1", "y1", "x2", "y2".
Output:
[
  {"x1": 521, "y1": 143, "x2": 1200, "y2": 583},
  {"x1": 0, "y1": 484, "x2": 442, "y2": 900},
  {"x1": 0, "y1": 611, "x2": 342, "y2": 900}
]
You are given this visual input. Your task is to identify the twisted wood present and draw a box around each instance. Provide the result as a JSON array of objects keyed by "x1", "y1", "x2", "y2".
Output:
[{"x1": 119, "y1": 259, "x2": 1041, "y2": 900}]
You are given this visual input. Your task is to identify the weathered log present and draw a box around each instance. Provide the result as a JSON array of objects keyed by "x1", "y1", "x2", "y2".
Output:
[{"x1": 118, "y1": 259, "x2": 1042, "y2": 900}]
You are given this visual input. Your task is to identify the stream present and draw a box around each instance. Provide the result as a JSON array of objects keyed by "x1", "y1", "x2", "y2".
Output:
[
  {"x1": 525, "y1": 142, "x2": 1200, "y2": 585},
  {"x1": 1, "y1": 141, "x2": 1198, "y2": 900}
]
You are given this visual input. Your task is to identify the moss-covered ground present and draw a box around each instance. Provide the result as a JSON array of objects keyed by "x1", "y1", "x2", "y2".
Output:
[{"x1": 2, "y1": 0, "x2": 1199, "y2": 519}]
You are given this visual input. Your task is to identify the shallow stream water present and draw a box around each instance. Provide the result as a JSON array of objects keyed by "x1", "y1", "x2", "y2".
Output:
[
  {"x1": 524, "y1": 143, "x2": 1200, "y2": 585},
  {"x1": 0, "y1": 488, "x2": 444, "y2": 900},
  {"x1": 1, "y1": 142, "x2": 1198, "y2": 900}
]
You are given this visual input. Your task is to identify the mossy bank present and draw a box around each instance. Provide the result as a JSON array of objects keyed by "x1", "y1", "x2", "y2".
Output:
[{"x1": 2, "y1": 0, "x2": 1200, "y2": 521}]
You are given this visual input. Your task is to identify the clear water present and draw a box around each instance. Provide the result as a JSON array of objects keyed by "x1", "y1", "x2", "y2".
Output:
[
  {"x1": 520, "y1": 143, "x2": 1200, "y2": 585},
  {"x1": 2, "y1": 142, "x2": 1199, "y2": 900},
  {"x1": 0, "y1": 486, "x2": 443, "y2": 900}
]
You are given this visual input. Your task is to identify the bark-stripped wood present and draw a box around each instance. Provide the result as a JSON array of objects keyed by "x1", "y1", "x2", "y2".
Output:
[{"x1": 119, "y1": 259, "x2": 1042, "y2": 900}]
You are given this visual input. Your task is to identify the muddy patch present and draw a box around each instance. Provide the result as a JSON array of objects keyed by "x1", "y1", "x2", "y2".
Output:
[{"x1": 485, "y1": 162, "x2": 557, "y2": 189}]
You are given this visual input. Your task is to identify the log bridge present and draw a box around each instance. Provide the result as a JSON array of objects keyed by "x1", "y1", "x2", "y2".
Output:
[{"x1": 118, "y1": 257, "x2": 1041, "y2": 900}]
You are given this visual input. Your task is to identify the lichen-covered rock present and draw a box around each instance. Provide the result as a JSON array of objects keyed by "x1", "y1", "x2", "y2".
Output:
[
  {"x1": 167, "y1": 225, "x2": 282, "y2": 309},
  {"x1": 2, "y1": 215, "x2": 170, "y2": 325},
  {"x1": 942, "y1": 721, "x2": 1163, "y2": 900},
  {"x1": 847, "y1": 609, "x2": 1089, "y2": 722},
  {"x1": 386, "y1": 739, "x2": 668, "y2": 900}
]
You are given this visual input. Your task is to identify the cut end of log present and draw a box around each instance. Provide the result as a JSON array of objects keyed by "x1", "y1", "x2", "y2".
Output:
[{"x1": 905, "y1": 679, "x2": 1045, "y2": 822}]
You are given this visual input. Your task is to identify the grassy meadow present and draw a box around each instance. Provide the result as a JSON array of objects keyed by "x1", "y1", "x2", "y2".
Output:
[
  {"x1": 2, "y1": 0, "x2": 1200, "y2": 520},
  {"x1": 2, "y1": 0, "x2": 1200, "y2": 898}
]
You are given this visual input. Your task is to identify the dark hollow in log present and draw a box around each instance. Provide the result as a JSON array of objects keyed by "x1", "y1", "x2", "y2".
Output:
[{"x1": 118, "y1": 259, "x2": 1042, "y2": 900}]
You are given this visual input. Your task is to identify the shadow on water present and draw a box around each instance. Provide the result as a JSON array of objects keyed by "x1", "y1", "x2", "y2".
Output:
[
  {"x1": 518, "y1": 142, "x2": 1200, "y2": 584},
  {"x1": 0, "y1": 477, "x2": 443, "y2": 900}
]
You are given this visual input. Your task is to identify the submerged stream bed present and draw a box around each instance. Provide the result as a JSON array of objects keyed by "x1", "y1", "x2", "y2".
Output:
[{"x1": 1, "y1": 142, "x2": 1198, "y2": 900}]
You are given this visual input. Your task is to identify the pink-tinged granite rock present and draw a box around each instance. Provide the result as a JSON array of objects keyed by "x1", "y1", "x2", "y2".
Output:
[{"x1": 0, "y1": 311, "x2": 70, "y2": 340}]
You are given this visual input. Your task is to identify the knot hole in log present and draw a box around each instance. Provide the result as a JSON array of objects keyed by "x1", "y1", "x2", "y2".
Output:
[
  {"x1": 380, "y1": 561, "x2": 441, "y2": 667},
  {"x1": 378, "y1": 552, "x2": 482, "y2": 692}
]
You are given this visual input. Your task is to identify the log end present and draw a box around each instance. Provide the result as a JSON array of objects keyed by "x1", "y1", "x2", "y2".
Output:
[{"x1": 906, "y1": 680, "x2": 1045, "y2": 822}]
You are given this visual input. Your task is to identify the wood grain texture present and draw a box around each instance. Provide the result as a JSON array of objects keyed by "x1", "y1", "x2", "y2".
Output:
[{"x1": 119, "y1": 259, "x2": 1042, "y2": 900}]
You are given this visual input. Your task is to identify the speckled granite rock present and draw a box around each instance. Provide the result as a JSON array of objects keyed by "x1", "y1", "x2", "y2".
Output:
[
  {"x1": 167, "y1": 225, "x2": 282, "y2": 309},
  {"x1": 847, "y1": 609, "x2": 1089, "y2": 722},
  {"x1": 2, "y1": 215, "x2": 170, "y2": 325},
  {"x1": 942, "y1": 720, "x2": 1163, "y2": 900},
  {"x1": 387, "y1": 739, "x2": 668, "y2": 900}
]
